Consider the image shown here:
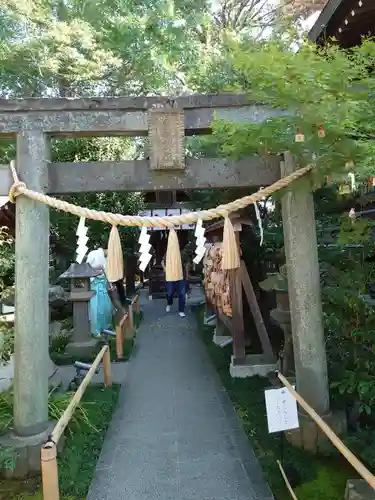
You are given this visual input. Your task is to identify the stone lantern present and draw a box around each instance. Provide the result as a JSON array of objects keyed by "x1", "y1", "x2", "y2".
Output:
[
  {"x1": 59, "y1": 262, "x2": 101, "y2": 357},
  {"x1": 259, "y1": 265, "x2": 294, "y2": 375}
]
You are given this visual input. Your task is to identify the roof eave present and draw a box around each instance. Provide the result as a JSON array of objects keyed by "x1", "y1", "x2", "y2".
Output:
[{"x1": 308, "y1": 0, "x2": 344, "y2": 42}]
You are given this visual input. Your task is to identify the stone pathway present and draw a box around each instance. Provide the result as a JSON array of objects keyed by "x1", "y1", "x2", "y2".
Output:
[{"x1": 87, "y1": 293, "x2": 274, "y2": 500}]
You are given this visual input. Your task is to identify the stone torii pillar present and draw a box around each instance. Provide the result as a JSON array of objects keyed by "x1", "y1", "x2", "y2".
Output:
[
  {"x1": 280, "y1": 152, "x2": 346, "y2": 452},
  {"x1": 281, "y1": 152, "x2": 329, "y2": 414},
  {"x1": 7, "y1": 129, "x2": 52, "y2": 475}
]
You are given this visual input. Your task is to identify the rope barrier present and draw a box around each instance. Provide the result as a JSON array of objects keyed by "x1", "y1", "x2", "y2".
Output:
[{"x1": 8, "y1": 160, "x2": 312, "y2": 227}]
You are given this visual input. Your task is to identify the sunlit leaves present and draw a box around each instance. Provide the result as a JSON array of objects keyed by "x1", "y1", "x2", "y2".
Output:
[{"x1": 210, "y1": 36, "x2": 375, "y2": 181}]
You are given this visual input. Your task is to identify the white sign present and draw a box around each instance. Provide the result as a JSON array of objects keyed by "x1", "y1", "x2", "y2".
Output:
[
  {"x1": 264, "y1": 386, "x2": 299, "y2": 434},
  {"x1": 138, "y1": 208, "x2": 202, "y2": 230}
]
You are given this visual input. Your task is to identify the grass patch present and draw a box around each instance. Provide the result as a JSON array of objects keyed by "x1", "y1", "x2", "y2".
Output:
[
  {"x1": 195, "y1": 306, "x2": 353, "y2": 500},
  {"x1": 0, "y1": 384, "x2": 120, "y2": 500}
]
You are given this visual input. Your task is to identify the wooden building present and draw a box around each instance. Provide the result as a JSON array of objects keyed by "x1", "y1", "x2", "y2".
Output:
[
  {"x1": 309, "y1": 0, "x2": 375, "y2": 204},
  {"x1": 309, "y1": 0, "x2": 375, "y2": 48}
]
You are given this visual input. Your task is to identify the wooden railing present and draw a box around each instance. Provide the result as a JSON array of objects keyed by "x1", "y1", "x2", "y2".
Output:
[
  {"x1": 40, "y1": 345, "x2": 112, "y2": 500},
  {"x1": 277, "y1": 372, "x2": 375, "y2": 496}
]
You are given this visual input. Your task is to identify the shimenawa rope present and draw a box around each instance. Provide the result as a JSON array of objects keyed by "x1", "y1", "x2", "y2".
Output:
[
  {"x1": 8, "y1": 161, "x2": 312, "y2": 227},
  {"x1": 8, "y1": 160, "x2": 312, "y2": 273}
]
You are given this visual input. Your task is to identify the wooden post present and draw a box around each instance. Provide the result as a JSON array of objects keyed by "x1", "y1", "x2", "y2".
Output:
[
  {"x1": 41, "y1": 442, "x2": 60, "y2": 500},
  {"x1": 229, "y1": 269, "x2": 245, "y2": 362},
  {"x1": 115, "y1": 325, "x2": 124, "y2": 360},
  {"x1": 103, "y1": 346, "x2": 112, "y2": 388},
  {"x1": 115, "y1": 311, "x2": 126, "y2": 360},
  {"x1": 281, "y1": 153, "x2": 330, "y2": 415},
  {"x1": 134, "y1": 295, "x2": 140, "y2": 313},
  {"x1": 239, "y1": 261, "x2": 273, "y2": 357},
  {"x1": 125, "y1": 305, "x2": 135, "y2": 339},
  {"x1": 128, "y1": 304, "x2": 134, "y2": 332}
]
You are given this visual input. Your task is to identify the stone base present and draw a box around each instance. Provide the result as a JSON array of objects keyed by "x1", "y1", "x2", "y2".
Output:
[
  {"x1": 65, "y1": 338, "x2": 98, "y2": 359},
  {"x1": 345, "y1": 479, "x2": 375, "y2": 500},
  {"x1": 0, "y1": 421, "x2": 65, "y2": 479},
  {"x1": 230, "y1": 354, "x2": 277, "y2": 378},
  {"x1": 213, "y1": 334, "x2": 232, "y2": 347},
  {"x1": 285, "y1": 410, "x2": 347, "y2": 454}
]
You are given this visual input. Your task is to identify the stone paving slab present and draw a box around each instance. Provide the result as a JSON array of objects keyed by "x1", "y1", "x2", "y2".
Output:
[{"x1": 86, "y1": 293, "x2": 274, "y2": 500}]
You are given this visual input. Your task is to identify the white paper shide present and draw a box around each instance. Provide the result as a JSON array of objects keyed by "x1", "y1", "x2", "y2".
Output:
[
  {"x1": 76, "y1": 216, "x2": 89, "y2": 264},
  {"x1": 193, "y1": 219, "x2": 206, "y2": 265},
  {"x1": 138, "y1": 226, "x2": 152, "y2": 272}
]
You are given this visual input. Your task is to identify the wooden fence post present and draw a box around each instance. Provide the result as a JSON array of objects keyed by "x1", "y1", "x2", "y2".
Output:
[
  {"x1": 128, "y1": 304, "x2": 134, "y2": 333},
  {"x1": 103, "y1": 346, "x2": 112, "y2": 387},
  {"x1": 115, "y1": 312, "x2": 127, "y2": 360},
  {"x1": 41, "y1": 442, "x2": 60, "y2": 500},
  {"x1": 125, "y1": 305, "x2": 135, "y2": 339},
  {"x1": 134, "y1": 295, "x2": 140, "y2": 313}
]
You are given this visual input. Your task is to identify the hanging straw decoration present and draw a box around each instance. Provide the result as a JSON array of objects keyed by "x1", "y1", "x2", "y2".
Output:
[
  {"x1": 165, "y1": 228, "x2": 183, "y2": 282},
  {"x1": 106, "y1": 225, "x2": 124, "y2": 283},
  {"x1": 222, "y1": 216, "x2": 240, "y2": 270},
  {"x1": 295, "y1": 127, "x2": 305, "y2": 142}
]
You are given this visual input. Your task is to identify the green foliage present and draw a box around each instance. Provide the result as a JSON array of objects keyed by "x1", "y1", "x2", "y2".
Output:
[
  {"x1": 0, "y1": 384, "x2": 120, "y2": 500},
  {"x1": 211, "y1": 37, "x2": 375, "y2": 182},
  {"x1": 320, "y1": 217, "x2": 375, "y2": 417},
  {"x1": 0, "y1": 322, "x2": 14, "y2": 364},
  {"x1": 50, "y1": 332, "x2": 71, "y2": 355},
  {"x1": 0, "y1": 228, "x2": 14, "y2": 296},
  {"x1": 0, "y1": 229, "x2": 15, "y2": 365}
]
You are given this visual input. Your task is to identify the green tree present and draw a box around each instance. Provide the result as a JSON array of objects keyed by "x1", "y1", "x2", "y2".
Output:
[{"x1": 210, "y1": 36, "x2": 375, "y2": 181}]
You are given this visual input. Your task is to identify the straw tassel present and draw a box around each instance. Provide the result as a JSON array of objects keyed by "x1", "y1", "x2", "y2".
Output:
[
  {"x1": 222, "y1": 217, "x2": 240, "y2": 270},
  {"x1": 106, "y1": 225, "x2": 124, "y2": 283},
  {"x1": 165, "y1": 228, "x2": 183, "y2": 282}
]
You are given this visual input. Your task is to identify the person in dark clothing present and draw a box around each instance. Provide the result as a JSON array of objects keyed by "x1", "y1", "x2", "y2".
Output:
[{"x1": 161, "y1": 251, "x2": 190, "y2": 318}]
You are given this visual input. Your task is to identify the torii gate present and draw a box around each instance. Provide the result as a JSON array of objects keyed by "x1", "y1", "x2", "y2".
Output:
[{"x1": 0, "y1": 94, "x2": 329, "y2": 468}]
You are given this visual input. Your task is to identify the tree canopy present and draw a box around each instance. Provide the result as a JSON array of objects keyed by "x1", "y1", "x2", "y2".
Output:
[{"x1": 212, "y1": 36, "x2": 375, "y2": 182}]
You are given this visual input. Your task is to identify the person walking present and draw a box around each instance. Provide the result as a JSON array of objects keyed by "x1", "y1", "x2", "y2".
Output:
[{"x1": 161, "y1": 254, "x2": 187, "y2": 318}]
